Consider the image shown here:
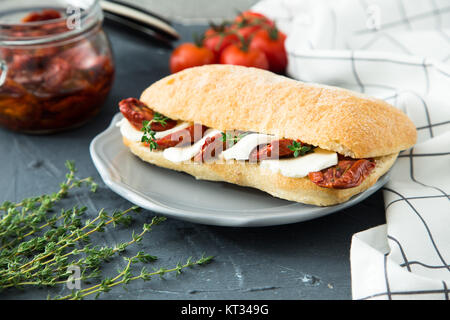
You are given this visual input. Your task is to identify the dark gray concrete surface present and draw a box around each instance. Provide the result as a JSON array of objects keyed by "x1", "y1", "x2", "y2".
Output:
[
  {"x1": 125, "y1": 0, "x2": 259, "y2": 24},
  {"x1": 0, "y1": 22, "x2": 386, "y2": 300}
]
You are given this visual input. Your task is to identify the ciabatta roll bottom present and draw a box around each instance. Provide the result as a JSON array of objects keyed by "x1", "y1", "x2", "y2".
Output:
[{"x1": 123, "y1": 137, "x2": 397, "y2": 206}]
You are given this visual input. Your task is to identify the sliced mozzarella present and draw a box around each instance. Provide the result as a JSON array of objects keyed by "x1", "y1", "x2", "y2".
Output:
[
  {"x1": 117, "y1": 118, "x2": 190, "y2": 142},
  {"x1": 154, "y1": 122, "x2": 190, "y2": 139},
  {"x1": 118, "y1": 117, "x2": 338, "y2": 178},
  {"x1": 117, "y1": 118, "x2": 143, "y2": 142},
  {"x1": 163, "y1": 129, "x2": 221, "y2": 163},
  {"x1": 221, "y1": 133, "x2": 276, "y2": 160},
  {"x1": 260, "y1": 148, "x2": 338, "y2": 178}
]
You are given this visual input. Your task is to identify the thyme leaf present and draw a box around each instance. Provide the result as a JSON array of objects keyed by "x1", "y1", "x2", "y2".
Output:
[
  {"x1": 0, "y1": 161, "x2": 213, "y2": 299},
  {"x1": 221, "y1": 131, "x2": 248, "y2": 147},
  {"x1": 288, "y1": 141, "x2": 314, "y2": 157},
  {"x1": 141, "y1": 113, "x2": 169, "y2": 151}
]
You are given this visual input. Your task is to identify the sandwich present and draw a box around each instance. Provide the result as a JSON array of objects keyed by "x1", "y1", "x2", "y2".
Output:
[{"x1": 116, "y1": 64, "x2": 416, "y2": 206}]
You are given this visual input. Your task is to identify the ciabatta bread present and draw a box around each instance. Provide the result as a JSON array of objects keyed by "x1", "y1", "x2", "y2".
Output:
[
  {"x1": 141, "y1": 65, "x2": 416, "y2": 158},
  {"x1": 117, "y1": 65, "x2": 416, "y2": 206}
]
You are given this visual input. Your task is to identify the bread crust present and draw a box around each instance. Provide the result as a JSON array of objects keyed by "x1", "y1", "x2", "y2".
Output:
[
  {"x1": 140, "y1": 65, "x2": 416, "y2": 158},
  {"x1": 123, "y1": 137, "x2": 397, "y2": 206}
]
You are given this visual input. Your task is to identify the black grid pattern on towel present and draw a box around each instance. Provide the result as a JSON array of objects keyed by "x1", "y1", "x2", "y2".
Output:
[
  {"x1": 355, "y1": 146, "x2": 450, "y2": 300},
  {"x1": 281, "y1": 0, "x2": 450, "y2": 300},
  {"x1": 358, "y1": 286, "x2": 450, "y2": 300}
]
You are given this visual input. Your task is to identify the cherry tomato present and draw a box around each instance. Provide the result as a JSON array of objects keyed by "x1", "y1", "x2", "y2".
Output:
[
  {"x1": 249, "y1": 28, "x2": 287, "y2": 74},
  {"x1": 232, "y1": 11, "x2": 274, "y2": 40},
  {"x1": 234, "y1": 11, "x2": 273, "y2": 26},
  {"x1": 170, "y1": 43, "x2": 216, "y2": 74},
  {"x1": 219, "y1": 43, "x2": 269, "y2": 70},
  {"x1": 203, "y1": 27, "x2": 239, "y2": 59}
]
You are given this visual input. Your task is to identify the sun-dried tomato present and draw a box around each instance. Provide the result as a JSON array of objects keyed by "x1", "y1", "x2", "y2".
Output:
[
  {"x1": 153, "y1": 124, "x2": 207, "y2": 149},
  {"x1": 0, "y1": 9, "x2": 115, "y2": 132},
  {"x1": 21, "y1": 9, "x2": 62, "y2": 23},
  {"x1": 248, "y1": 139, "x2": 303, "y2": 161},
  {"x1": 194, "y1": 133, "x2": 226, "y2": 162},
  {"x1": 308, "y1": 158, "x2": 376, "y2": 189},
  {"x1": 118, "y1": 98, "x2": 177, "y2": 131}
]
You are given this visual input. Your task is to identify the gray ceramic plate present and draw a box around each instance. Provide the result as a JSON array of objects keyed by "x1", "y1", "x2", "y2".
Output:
[{"x1": 90, "y1": 113, "x2": 390, "y2": 227}]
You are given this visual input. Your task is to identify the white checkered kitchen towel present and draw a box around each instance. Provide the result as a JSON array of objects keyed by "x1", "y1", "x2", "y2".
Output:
[{"x1": 252, "y1": 0, "x2": 450, "y2": 300}]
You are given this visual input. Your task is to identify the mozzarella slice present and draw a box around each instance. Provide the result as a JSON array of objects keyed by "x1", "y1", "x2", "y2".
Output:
[
  {"x1": 117, "y1": 118, "x2": 143, "y2": 142},
  {"x1": 221, "y1": 133, "x2": 276, "y2": 160},
  {"x1": 118, "y1": 118, "x2": 338, "y2": 178},
  {"x1": 260, "y1": 148, "x2": 338, "y2": 178},
  {"x1": 163, "y1": 129, "x2": 221, "y2": 163},
  {"x1": 154, "y1": 122, "x2": 190, "y2": 139},
  {"x1": 117, "y1": 118, "x2": 190, "y2": 142}
]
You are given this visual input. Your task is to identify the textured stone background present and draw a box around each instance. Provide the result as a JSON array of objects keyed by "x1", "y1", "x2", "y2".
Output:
[{"x1": 0, "y1": 1, "x2": 387, "y2": 300}]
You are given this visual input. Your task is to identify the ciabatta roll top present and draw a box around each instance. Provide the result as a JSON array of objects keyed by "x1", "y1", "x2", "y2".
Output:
[{"x1": 140, "y1": 64, "x2": 416, "y2": 159}]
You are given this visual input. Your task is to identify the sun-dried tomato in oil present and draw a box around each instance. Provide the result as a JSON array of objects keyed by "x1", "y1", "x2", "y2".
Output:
[{"x1": 0, "y1": 8, "x2": 115, "y2": 133}]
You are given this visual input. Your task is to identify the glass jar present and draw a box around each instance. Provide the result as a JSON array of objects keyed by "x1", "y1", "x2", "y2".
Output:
[{"x1": 0, "y1": 0, "x2": 115, "y2": 133}]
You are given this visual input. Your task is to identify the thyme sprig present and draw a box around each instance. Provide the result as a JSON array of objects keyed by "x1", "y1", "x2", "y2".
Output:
[
  {"x1": 221, "y1": 131, "x2": 248, "y2": 147},
  {"x1": 141, "y1": 113, "x2": 169, "y2": 151},
  {"x1": 56, "y1": 254, "x2": 213, "y2": 300},
  {"x1": 288, "y1": 141, "x2": 314, "y2": 157},
  {"x1": 0, "y1": 161, "x2": 213, "y2": 299}
]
